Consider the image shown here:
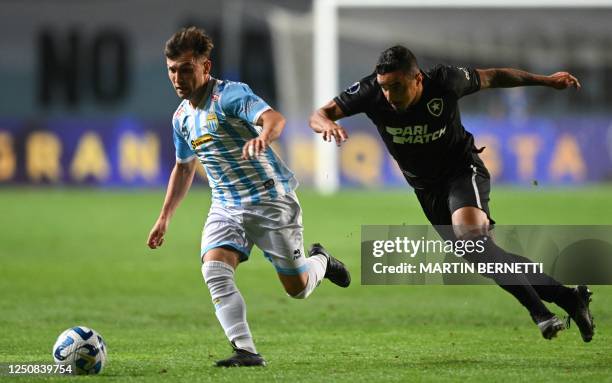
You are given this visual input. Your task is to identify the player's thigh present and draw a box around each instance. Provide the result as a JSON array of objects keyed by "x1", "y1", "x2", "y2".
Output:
[
  {"x1": 202, "y1": 246, "x2": 242, "y2": 270},
  {"x1": 201, "y1": 205, "x2": 253, "y2": 265},
  {"x1": 448, "y1": 165, "x2": 493, "y2": 239},
  {"x1": 414, "y1": 188, "x2": 455, "y2": 240},
  {"x1": 415, "y1": 188, "x2": 452, "y2": 225},
  {"x1": 245, "y1": 192, "x2": 308, "y2": 289}
]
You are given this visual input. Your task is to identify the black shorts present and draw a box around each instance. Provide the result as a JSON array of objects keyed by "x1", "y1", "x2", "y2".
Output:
[{"x1": 414, "y1": 162, "x2": 495, "y2": 227}]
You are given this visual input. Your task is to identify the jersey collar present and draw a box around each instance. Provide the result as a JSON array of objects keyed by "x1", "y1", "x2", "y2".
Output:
[{"x1": 187, "y1": 77, "x2": 217, "y2": 112}]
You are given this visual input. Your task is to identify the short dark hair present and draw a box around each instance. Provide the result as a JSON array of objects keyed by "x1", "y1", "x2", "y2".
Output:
[
  {"x1": 164, "y1": 26, "x2": 214, "y2": 59},
  {"x1": 375, "y1": 45, "x2": 419, "y2": 75}
]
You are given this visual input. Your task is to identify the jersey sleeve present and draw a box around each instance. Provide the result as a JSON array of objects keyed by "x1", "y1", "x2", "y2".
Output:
[
  {"x1": 172, "y1": 119, "x2": 196, "y2": 163},
  {"x1": 436, "y1": 65, "x2": 481, "y2": 98},
  {"x1": 221, "y1": 83, "x2": 272, "y2": 125},
  {"x1": 333, "y1": 76, "x2": 376, "y2": 117}
]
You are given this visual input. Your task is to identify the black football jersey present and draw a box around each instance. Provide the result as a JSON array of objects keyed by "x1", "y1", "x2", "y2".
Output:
[{"x1": 334, "y1": 65, "x2": 485, "y2": 189}]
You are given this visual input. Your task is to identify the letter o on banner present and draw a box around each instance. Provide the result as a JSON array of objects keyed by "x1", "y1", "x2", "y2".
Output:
[{"x1": 340, "y1": 133, "x2": 381, "y2": 186}]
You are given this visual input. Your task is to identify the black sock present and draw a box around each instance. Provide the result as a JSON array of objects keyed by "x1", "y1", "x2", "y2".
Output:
[
  {"x1": 462, "y1": 236, "x2": 552, "y2": 322},
  {"x1": 503, "y1": 251, "x2": 575, "y2": 309}
]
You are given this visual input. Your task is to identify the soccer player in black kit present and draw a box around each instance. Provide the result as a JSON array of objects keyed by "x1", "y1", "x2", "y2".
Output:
[{"x1": 310, "y1": 45, "x2": 595, "y2": 341}]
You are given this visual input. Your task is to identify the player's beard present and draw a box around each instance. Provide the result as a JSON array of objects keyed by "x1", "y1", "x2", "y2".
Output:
[
  {"x1": 175, "y1": 87, "x2": 191, "y2": 99},
  {"x1": 390, "y1": 101, "x2": 409, "y2": 111}
]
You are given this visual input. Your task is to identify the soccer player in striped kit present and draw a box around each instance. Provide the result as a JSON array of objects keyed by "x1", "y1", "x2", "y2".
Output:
[{"x1": 147, "y1": 27, "x2": 350, "y2": 367}]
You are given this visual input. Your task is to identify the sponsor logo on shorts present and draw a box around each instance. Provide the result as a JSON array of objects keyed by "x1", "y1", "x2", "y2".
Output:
[
  {"x1": 293, "y1": 249, "x2": 302, "y2": 260},
  {"x1": 263, "y1": 179, "x2": 275, "y2": 190},
  {"x1": 191, "y1": 134, "x2": 213, "y2": 149}
]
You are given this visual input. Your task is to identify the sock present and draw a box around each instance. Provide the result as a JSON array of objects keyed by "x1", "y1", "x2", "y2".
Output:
[
  {"x1": 292, "y1": 255, "x2": 327, "y2": 299},
  {"x1": 502, "y1": 251, "x2": 575, "y2": 308},
  {"x1": 202, "y1": 261, "x2": 257, "y2": 354},
  {"x1": 462, "y1": 236, "x2": 553, "y2": 322}
]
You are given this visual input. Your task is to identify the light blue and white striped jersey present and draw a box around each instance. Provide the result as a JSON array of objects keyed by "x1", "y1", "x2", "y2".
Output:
[{"x1": 171, "y1": 77, "x2": 298, "y2": 207}]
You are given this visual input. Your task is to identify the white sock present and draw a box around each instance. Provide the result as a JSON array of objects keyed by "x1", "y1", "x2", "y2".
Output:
[
  {"x1": 202, "y1": 261, "x2": 257, "y2": 354},
  {"x1": 293, "y1": 255, "x2": 327, "y2": 299}
]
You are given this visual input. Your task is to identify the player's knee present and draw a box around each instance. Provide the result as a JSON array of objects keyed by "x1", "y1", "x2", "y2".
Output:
[
  {"x1": 453, "y1": 225, "x2": 488, "y2": 240},
  {"x1": 451, "y1": 206, "x2": 489, "y2": 240},
  {"x1": 287, "y1": 287, "x2": 308, "y2": 299},
  {"x1": 201, "y1": 261, "x2": 237, "y2": 298},
  {"x1": 279, "y1": 272, "x2": 309, "y2": 298},
  {"x1": 285, "y1": 282, "x2": 308, "y2": 299}
]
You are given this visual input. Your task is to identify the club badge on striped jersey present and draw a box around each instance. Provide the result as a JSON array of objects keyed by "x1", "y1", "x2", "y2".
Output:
[
  {"x1": 191, "y1": 133, "x2": 213, "y2": 149},
  {"x1": 206, "y1": 113, "x2": 220, "y2": 133}
]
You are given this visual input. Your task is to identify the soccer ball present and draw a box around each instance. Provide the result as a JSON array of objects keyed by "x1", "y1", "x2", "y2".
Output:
[{"x1": 52, "y1": 326, "x2": 107, "y2": 375}]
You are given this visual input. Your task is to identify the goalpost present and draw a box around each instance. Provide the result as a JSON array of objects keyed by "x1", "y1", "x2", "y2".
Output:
[{"x1": 312, "y1": 0, "x2": 612, "y2": 194}]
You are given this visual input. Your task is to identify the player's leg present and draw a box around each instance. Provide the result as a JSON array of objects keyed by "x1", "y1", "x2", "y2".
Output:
[
  {"x1": 275, "y1": 242, "x2": 351, "y2": 298},
  {"x1": 274, "y1": 252, "x2": 326, "y2": 299},
  {"x1": 449, "y1": 165, "x2": 594, "y2": 341},
  {"x1": 476, "y1": 245, "x2": 594, "y2": 342},
  {"x1": 451, "y1": 205, "x2": 565, "y2": 338},
  {"x1": 245, "y1": 191, "x2": 350, "y2": 299},
  {"x1": 414, "y1": 166, "x2": 562, "y2": 337},
  {"x1": 200, "y1": 207, "x2": 265, "y2": 367}
]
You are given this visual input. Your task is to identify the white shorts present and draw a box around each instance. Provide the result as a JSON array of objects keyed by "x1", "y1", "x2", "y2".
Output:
[{"x1": 200, "y1": 191, "x2": 307, "y2": 275}]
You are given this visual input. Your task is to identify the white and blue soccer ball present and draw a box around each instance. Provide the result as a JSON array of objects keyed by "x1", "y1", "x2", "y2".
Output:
[{"x1": 52, "y1": 326, "x2": 107, "y2": 375}]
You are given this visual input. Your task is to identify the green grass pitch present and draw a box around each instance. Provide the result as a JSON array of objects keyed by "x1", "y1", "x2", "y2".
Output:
[{"x1": 1, "y1": 186, "x2": 612, "y2": 382}]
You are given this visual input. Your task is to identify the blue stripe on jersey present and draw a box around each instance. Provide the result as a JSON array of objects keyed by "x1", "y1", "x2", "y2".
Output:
[
  {"x1": 193, "y1": 112, "x2": 202, "y2": 137},
  {"x1": 201, "y1": 110, "x2": 263, "y2": 204},
  {"x1": 175, "y1": 110, "x2": 227, "y2": 205},
  {"x1": 195, "y1": 107, "x2": 259, "y2": 204},
  {"x1": 203, "y1": 164, "x2": 227, "y2": 206},
  {"x1": 264, "y1": 148, "x2": 291, "y2": 193},
  {"x1": 242, "y1": 124, "x2": 291, "y2": 193},
  {"x1": 194, "y1": 111, "x2": 242, "y2": 206},
  {"x1": 211, "y1": 137, "x2": 261, "y2": 204},
  {"x1": 223, "y1": 122, "x2": 279, "y2": 200},
  {"x1": 172, "y1": 118, "x2": 195, "y2": 161}
]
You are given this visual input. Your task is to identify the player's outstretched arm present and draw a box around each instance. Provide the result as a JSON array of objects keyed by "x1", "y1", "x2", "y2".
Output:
[
  {"x1": 242, "y1": 109, "x2": 285, "y2": 159},
  {"x1": 309, "y1": 100, "x2": 349, "y2": 146},
  {"x1": 477, "y1": 68, "x2": 581, "y2": 90},
  {"x1": 147, "y1": 158, "x2": 198, "y2": 249}
]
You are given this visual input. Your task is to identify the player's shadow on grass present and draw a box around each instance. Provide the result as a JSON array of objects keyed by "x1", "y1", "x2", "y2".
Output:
[
  {"x1": 404, "y1": 357, "x2": 612, "y2": 371},
  {"x1": 551, "y1": 239, "x2": 612, "y2": 284}
]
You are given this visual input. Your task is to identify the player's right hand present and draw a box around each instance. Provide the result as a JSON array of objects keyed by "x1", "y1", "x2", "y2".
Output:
[
  {"x1": 547, "y1": 72, "x2": 581, "y2": 90},
  {"x1": 147, "y1": 218, "x2": 168, "y2": 249},
  {"x1": 321, "y1": 123, "x2": 349, "y2": 146}
]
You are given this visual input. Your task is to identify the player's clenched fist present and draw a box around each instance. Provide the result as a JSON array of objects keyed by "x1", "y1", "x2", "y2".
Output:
[
  {"x1": 242, "y1": 137, "x2": 268, "y2": 160},
  {"x1": 547, "y1": 72, "x2": 581, "y2": 90},
  {"x1": 147, "y1": 218, "x2": 168, "y2": 249}
]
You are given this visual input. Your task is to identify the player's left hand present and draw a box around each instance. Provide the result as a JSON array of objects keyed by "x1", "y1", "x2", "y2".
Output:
[
  {"x1": 547, "y1": 72, "x2": 581, "y2": 90},
  {"x1": 147, "y1": 218, "x2": 168, "y2": 249},
  {"x1": 322, "y1": 123, "x2": 349, "y2": 147},
  {"x1": 242, "y1": 137, "x2": 268, "y2": 160}
]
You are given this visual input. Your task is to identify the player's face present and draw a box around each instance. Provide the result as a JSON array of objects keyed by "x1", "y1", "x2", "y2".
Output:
[
  {"x1": 377, "y1": 70, "x2": 422, "y2": 111},
  {"x1": 166, "y1": 52, "x2": 211, "y2": 100}
]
